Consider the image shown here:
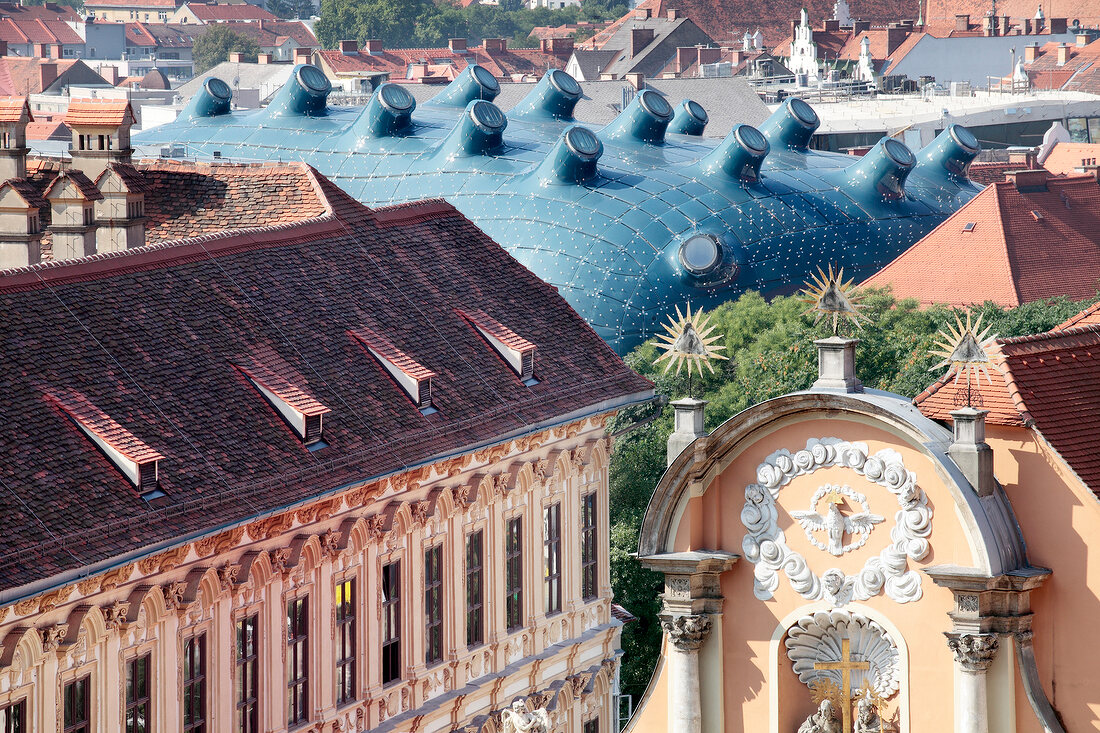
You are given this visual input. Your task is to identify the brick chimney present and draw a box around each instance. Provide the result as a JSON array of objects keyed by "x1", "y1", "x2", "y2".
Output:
[
  {"x1": 955, "y1": 13, "x2": 970, "y2": 31},
  {"x1": 0, "y1": 97, "x2": 30, "y2": 180},
  {"x1": 293, "y1": 47, "x2": 312, "y2": 63},
  {"x1": 698, "y1": 46, "x2": 720, "y2": 64},
  {"x1": 51, "y1": 43, "x2": 62, "y2": 58},
  {"x1": 448, "y1": 37, "x2": 466, "y2": 53},
  {"x1": 635, "y1": 7, "x2": 650, "y2": 19},
  {"x1": 364, "y1": 39, "x2": 383, "y2": 54},
  {"x1": 0, "y1": 181, "x2": 43, "y2": 268},
  {"x1": 823, "y1": 18, "x2": 840, "y2": 31},
  {"x1": 542, "y1": 36, "x2": 573, "y2": 56},
  {"x1": 667, "y1": 7, "x2": 679, "y2": 19},
  {"x1": 853, "y1": 19, "x2": 870, "y2": 33},
  {"x1": 625, "y1": 71, "x2": 645, "y2": 89},
  {"x1": 1057, "y1": 42, "x2": 1070, "y2": 65},
  {"x1": 676, "y1": 46, "x2": 698, "y2": 71},
  {"x1": 339, "y1": 39, "x2": 357, "y2": 54},
  {"x1": 1077, "y1": 33, "x2": 1089, "y2": 47},
  {"x1": 631, "y1": 27, "x2": 655, "y2": 56},
  {"x1": 94, "y1": 166, "x2": 145, "y2": 253},
  {"x1": 64, "y1": 99, "x2": 135, "y2": 180},
  {"x1": 1049, "y1": 17, "x2": 1067, "y2": 33},
  {"x1": 982, "y1": 15, "x2": 994, "y2": 36},
  {"x1": 228, "y1": 51, "x2": 244, "y2": 63},
  {"x1": 1024, "y1": 42, "x2": 1040, "y2": 62},
  {"x1": 482, "y1": 38, "x2": 505, "y2": 52},
  {"x1": 99, "y1": 64, "x2": 119, "y2": 86},
  {"x1": 39, "y1": 62, "x2": 57, "y2": 90},
  {"x1": 45, "y1": 171, "x2": 100, "y2": 261},
  {"x1": 1007, "y1": 168, "x2": 1050, "y2": 190},
  {"x1": 887, "y1": 25, "x2": 907, "y2": 54},
  {"x1": 258, "y1": 52, "x2": 273, "y2": 64}
]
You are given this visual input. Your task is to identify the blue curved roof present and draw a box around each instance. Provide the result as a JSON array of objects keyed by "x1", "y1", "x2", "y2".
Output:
[{"x1": 136, "y1": 64, "x2": 983, "y2": 354}]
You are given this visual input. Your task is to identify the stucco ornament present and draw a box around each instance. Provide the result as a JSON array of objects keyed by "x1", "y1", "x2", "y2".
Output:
[
  {"x1": 785, "y1": 609, "x2": 901, "y2": 699},
  {"x1": 741, "y1": 438, "x2": 932, "y2": 604},
  {"x1": 792, "y1": 484, "x2": 884, "y2": 556},
  {"x1": 500, "y1": 700, "x2": 551, "y2": 733}
]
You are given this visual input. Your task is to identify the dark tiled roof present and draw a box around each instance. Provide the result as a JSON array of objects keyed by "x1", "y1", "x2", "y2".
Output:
[
  {"x1": 915, "y1": 321, "x2": 1100, "y2": 496},
  {"x1": 0, "y1": 171, "x2": 651, "y2": 595}
]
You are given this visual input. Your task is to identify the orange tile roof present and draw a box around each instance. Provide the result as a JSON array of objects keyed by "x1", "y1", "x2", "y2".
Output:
[
  {"x1": 0, "y1": 95, "x2": 29, "y2": 123},
  {"x1": 64, "y1": 99, "x2": 134, "y2": 127},
  {"x1": 864, "y1": 170, "x2": 1100, "y2": 307},
  {"x1": 915, "y1": 321, "x2": 1100, "y2": 494},
  {"x1": 1054, "y1": 301, "x2": 1100, "y2": 330},
  {"x1": 1039, "y1": 142, "x2": 1100, "y2": 176}
]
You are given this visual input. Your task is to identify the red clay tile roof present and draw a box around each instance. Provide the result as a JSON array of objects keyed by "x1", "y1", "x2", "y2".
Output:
[
  {"x1": 349, "y1": 326, "x2": 438, "y2": 381},
  {"x1": 966, "y1": 161, "x2": 1025, "y2": 186},
  {"x1": 181, "y1": 2, "x2": 277, "y2": 21},
  {"x1": 0, "y1": 96, "x2": 28, "y2": 123},
  {"x1": 86, "y1": 0, "x2": 179, "y2": 8},
  {"x1": 191, "y1": 18, "x2": 316, "y2": 48},
  {"x1": 25, "y1": 116, "x2": 67, "y2": 141},
  {"x1": 44, "y1": 170, "x2": 103, "y2": 201},
  {"x1": 915, "y1": 322, "x2": 1100, "y2": 495},
  {"x1": 317, "y1": 42, "x2": 566, "y2": 81},
  {"x1": 924, "y1": 0, "x2": 1100, "y2": 36},
  {"x1": 460, "y1": 309, "x2": 536, "y2": 353},
  {"x1": 1023, "y1": 39, "x2": 1100, "y2": 94},
  {"x1": 47, "y1": 388, "x2": 167, "y2": 464},
  {"x1": 0, "y1": 178, "x2": 47, "y2": 209},
  {"x1": 0, "y1": 171, "x2": 652, "y2": 594},
  {"x1": 1040, "y1": 142, "x2": 1100, "y2": 176},
  {"x1": 64, "y1": 99, "x2": 134, "y2": 127},
  {"x1": 864, "y1": 170, "x2": 1100, "y2": 307},
  {"x1": 1054, "y1": 301, "x2": 1100, "y2": 330},
  {"x1": 237, "y1": 363, "x2": 331, "y2": 417}
]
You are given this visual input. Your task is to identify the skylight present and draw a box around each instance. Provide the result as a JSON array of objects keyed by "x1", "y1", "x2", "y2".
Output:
[
  {"x1": 349, "y1": 327, "x2": 438, "y2": 413},
  {"x1": 962, "y1": 222, "x2": 976, "y2": 232},
  {"x1": 459, "y1": 309, "x2": 538, "y2": 385},
  {"x1": 237, "y1": 364, "x2": 331, "y2": 447}
]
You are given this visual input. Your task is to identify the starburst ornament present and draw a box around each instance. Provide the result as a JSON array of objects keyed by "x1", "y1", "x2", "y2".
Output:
[
  {"x1": 929, "y1": 311, "x2": 999, "y2": 391},
  {"x1": 800, "y1": 264, "x2": 869, "y2": 336},
  {"x1": 653, "y1": 303, "x2": 728, "y2": 377}
]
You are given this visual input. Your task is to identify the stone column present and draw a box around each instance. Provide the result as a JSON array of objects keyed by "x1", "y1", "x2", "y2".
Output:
[
  {"x1": 659, "y1": 613, "x2": 712, "y2": 733},
  {"x1": 946, "y1": 632, "x2": 999, "y2": 733}
]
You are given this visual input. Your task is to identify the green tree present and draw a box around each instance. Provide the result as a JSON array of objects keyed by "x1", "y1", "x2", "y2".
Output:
[
  {"x1": 315, "y1": 0, "x2": 432, "y2": 48},
  {"x1": 192, "y1": 25, "x2": 260, "y2": 73},
  {"x1": 606, "y1": 289, "x2": 1098, "y2": 702}
]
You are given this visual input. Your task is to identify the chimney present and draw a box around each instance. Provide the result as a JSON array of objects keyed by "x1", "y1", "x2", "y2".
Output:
[
  {"x1": 1077, "y1": 33, "x2": 1089, "y2": 47},
  {"x1": 339, "y1": 39, "x2": 357, "y2": 55},
  {"x1": 540, "y1": 37, "x2": 551, "y2": 53},
  {"x1": 698, "y1": 46, "x2": 720, "y2": 65},
  {"x1": 65, "y1": 100, "x2": 134, "y2": 180},
  {"x1": 630, "y1": 27, "x2": 654, "y2": 56},
  {"x1": 982, "y1": 15, "x2": 994, "y2": 36},
  {"x1": 812, "y1": 336, "x2": 863, "y2": 392},
  {"x1": 667, "y1": 398, "x2": 706, "y2": 466},
  {"x1": 293, "y1": 47, "x2": 312, "y2": 63},
  {"x1": 364, "y1": 39, "x2": 383, "y2": 54},
  {"x1": 94, "y1": 166, "x2": 145, "y2": 253},
  {"x1": 1057, "y1": 42, "x2": 1070, "y2": 65},
  {"x1": 853, "y1": 19, "x2": 870, "y2": 33},
  {"x1": 1049, "y1": 17, "x2": 1067, "y2": 34},
  {"x1": 955, "y1": 13, "x2": 970, "y2": 31},
  {"x1": 823, "y1": 18, "x2": 840, "y2": 31},
  {"x1": 667, "y1": 7, "x2": 679, "y2": 19},
  {"x1": 100, "y1": 64, "x2": 119, "y2": 85},
  {"x1": 948, "y1": 408, "x2": 995, "y2": 497},
  {"x1": 0, "y1": 100, "x2": 29, "y2": 180},
  {"x1": 45, "y1": 172, "x2": 99, "y2": 261},
  {"x1": 39, "y1": 61, "x2": 57, "y2": 90},
  {"x1": 33, "y1": 42, "x2": 46, "y2": 57},
  {"x1": 0, "y1": 181, "x2": 43, "y2": 268},
  {"x1": 0, "y1": 40, "x2": 7, "y2": 57},
  {"x1": 482, "y1": 37, "x2": 505, "y2": 53},
  {"x1": 258, "y1": 52, "x2": 273, "y2": 64},
  {"x1": 1007, "y1": 168, "x2": 1049, "y2": 190},
  {"x1": 1008, "y1": 147, "x2": 1037, "y2": 167},
  {"x1": 676, "y1": 46, "x2": 698, "y2": 71},
  {"x1": 228, "y1": 51, "x2": 244, "y2": 63},
  {"x1": 625, "y1": 71, "x2": 645, "y2": 89},
  {"x1": 1024, "y1": 18, "x2": 1033, "y2": 34},
  {"x1": 635, "y1": 7, "x2": 650, "y2": 19},
  {"x1": 51, "y1": 43, "x2": 62, "y2": 58},
  {"x1": 887, "y1": 25, "x2": 907, "y2": 54},
  {"x1": 1024, "y1": 42, "x2": 1039, "y2": 62},
  {"x1": 448, "y1": 37, "x2": 466, "y2": 53}
]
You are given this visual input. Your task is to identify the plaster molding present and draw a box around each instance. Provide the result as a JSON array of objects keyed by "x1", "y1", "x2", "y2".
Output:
[
  {"x1": 741, "y1": 437, "x2": 932, "y2": 605},
  {"x1": 784, "y1": 608, "x2": 901, "y2": 698},
  {"x1": 658, "y1": 613, "x2": 712, "y2": 652}
]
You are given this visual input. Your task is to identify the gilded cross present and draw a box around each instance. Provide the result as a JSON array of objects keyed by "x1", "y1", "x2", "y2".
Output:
[{"x1": 814, "y1": 637, "x2": 869, "y2": 733}]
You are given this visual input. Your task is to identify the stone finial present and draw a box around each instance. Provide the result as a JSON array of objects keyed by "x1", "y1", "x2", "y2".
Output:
[
  {"x1": 667, "y1": 397, "x2": 707, "y2": 465},
  {"x1": 949, "y1": 407, "x2": 995, "y2": 497},
  {"x1": 946, "y1": 632, "x2": 999, "y2": 671},
  {"x1": 812, "y1": 336, "x2": 863, "y2": 392},
  {"x1": 659, "y1": 613, "x2": 712, "y2": 651}
]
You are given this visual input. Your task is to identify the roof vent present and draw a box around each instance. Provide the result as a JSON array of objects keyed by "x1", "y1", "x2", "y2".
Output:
[
  {"x1": 459, "y1": 309, "x2": 538, "y2": 385},
  {"x1": 47, "y1": 390, "x2": 166, "y2": 499},
  {"x1": 237, "y1": 363, "x2": 331, "y2": 448},
  {"x1": 350, "y1": 328, "x2": 438, "y2": 412}
]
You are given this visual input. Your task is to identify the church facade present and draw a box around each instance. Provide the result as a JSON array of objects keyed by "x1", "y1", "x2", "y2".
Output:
[{"x1": 628, "y1": 336, "x2": 1067, "y2": 733}]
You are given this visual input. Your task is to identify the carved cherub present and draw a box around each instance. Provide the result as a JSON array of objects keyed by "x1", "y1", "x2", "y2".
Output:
[
  {"x1": 500, "y1": 700, "x2": 551, "y2": 733},
  {"x1": 797, "y1": 700, "x2": 841, "y2": 733}
]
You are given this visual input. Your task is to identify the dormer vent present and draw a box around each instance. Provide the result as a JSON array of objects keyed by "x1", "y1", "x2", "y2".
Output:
[
  {"x1": 47, "y1": 390, "x2": 165, "y2": 498},
  {"x1": 459, "y1": 309, "x2": 538, "y2": 385},
  {"x1": 350, "y1": 327, "x2": 438, "y2": 412},
  {"x1": 237, "y1": 364, "x2": 331, "y2": 447}
]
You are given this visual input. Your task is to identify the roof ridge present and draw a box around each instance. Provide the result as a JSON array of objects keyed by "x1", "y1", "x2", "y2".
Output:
[{"x1": 1000, "y1": 321, "x2": 1100, "y2": 346}]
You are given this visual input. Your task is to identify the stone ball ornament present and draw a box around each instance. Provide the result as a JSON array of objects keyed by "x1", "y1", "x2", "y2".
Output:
[
  {"x1": 741, "y1": 438, "x2": 933, "y2": 605},
  {"x1": 135, "y1": 64, "x2": 984, "y2": 354}
]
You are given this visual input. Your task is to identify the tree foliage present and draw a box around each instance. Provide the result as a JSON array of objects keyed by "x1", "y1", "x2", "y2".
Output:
[
  {"x1": 607, "y1": 289, "x2": 1097, "y2": 701},
  {"x1": 314, "y1": 0, "x2": 626, "y2": 50},
  {"x1": 192, "y1": 25, "x2": 260, "y2": 73}
]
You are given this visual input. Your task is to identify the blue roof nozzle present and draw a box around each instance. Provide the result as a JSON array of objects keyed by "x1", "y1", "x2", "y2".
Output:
[
  {"x1": 510, "y1": 69, "x2": 582, "y2": 121},
  {"x1": 847, "y1": 137, "x2": 917, "y2": 200},
  {"x1": 758, "y1": 97, "x2": 819, "y2": 149},
  {"x1": 354, "y1": 83, "x2": 416, "y2": 137},
  {"x1": 428, "y1": 64, "x2": 501, "y2": 107},
  {"x1": 667, "y1": 99, "x2": 708, "y2": 136},
  {"x1": 265, "y1": 64, "x2": 331, "y2": 117},
  {"x1": 916, "y1": 124, "x2": 982, "y2": 182},
  {"x1": 601, "y1": 89, "x2": 674, "y2": 145},
  {"x1": 437, "y1": 99, "x2": 508, "y2": 158},
  {"x1": 534, "y1": 126, "x2": 603, "y2": 184},
  {"x1": 697, "y1": 124, "x2": 769, "y2": 182},
  {"x1": 177, "y1": 77, "x2": 232, "y2": 120}
]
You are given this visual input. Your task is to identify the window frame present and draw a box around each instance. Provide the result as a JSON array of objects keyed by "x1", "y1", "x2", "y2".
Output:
[
  {"x1": 581, "y1": 492, "x2": 598, "y2": 601},
  {"x1": 335, "y1": 578, "x2": 357, "y2": 707},
  {"x1": 125, "y1": 653, "x2": 152, "y2": 733},
  {"x1": 466, "y1": 529, "x2": 485, "y2": 648},
  {"x1": 424, "y1": 544, "x2": 444, "y2": 666},
  {"x1": 286, "y1": 596, "x2": 310, "y2": 728},
  {"x1": 505, "y1": 516, "x2": 524, "y2": 631},
  {"x1": 234, "y1": 613, "x2": 261, "y2": 733},
  {"x1": 63, "y1": 675, "x2": 91, "y2": 733},
  {"x1": 544, "y1": 502, "x2": 562, "y2": 615},
  {"x1": 381, "y1": 560, "x2": 402, "y2": 685},
  {"x1": 0, "y1": 698, "x2": 26, "y2": 733},
  {"x1": 183, "y1": 633, "x2": 207, "y2": 733}
]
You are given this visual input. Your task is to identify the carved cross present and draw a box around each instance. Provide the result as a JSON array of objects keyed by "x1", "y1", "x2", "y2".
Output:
[{"x1": 814, "y1": 637, "x2": 869, "y2": 733}]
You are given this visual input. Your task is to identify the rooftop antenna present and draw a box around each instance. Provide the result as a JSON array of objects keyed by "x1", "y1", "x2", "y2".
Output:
[
  {"x1": 929, "y1": 311, "x2": 998, "y2": 407},
  {"x1": 653, "y1": 302, "x2": 728, "y2": 397}
]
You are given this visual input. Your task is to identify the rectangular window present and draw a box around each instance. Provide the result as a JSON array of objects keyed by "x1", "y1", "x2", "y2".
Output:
[
  {"x1": 583, "y1": 719, "x2": 600, "y2": 733},
  {"x1": 381, "y1": 562, "x2": 401, "y2": 684},
  {"x1": 505, "y1": 517, "x2": 523, "y2": 630},
  {"x1": 63, "y1": 676, "x2": 90, "y2": 733},
  {"x1": 425, "y1": 544, "x2": 443, "y2": 665},
  {"x1": 581, "y1": 492, "x2": 598, "y2": 600},
  {"x1": 1, "y1": 700, "x2": 25, "y2": 733},
  {"x1": 286, "y1": 597, "x2": 309, "y2": 727},
  {"x1": 235, "y1": 615, "x2": 259, "y2": 733},
  {"x1": 466, "y1": 530, "x2": 484, "y2": 647},
  {"x1": 126, "y1": 654, "x2": 151, "y2": 733},
  {"x1": 183, "y1": 634, "x2": 206, "y2": 732},
  {"x1": 335, "y1": 579, "x2": 356, "y2": 707},
  {"x1": 544, "y1": 503, "x2": 562, "y2": 615}
]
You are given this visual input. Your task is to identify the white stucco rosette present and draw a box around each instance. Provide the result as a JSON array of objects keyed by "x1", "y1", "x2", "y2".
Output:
[{"x1": 740, "y1": 438, "x2": 932, "y2": 605}]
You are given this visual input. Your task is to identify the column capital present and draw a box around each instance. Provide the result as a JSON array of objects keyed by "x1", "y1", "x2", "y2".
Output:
[
  {"x1": 640, "y1": 550, "x2": 738, "y2": 616},
  {"x1": 659, "y1": 613, "x2": 712, "y2": 652},
  {"x1": 946, "y1": 632, "x2": 1000, "y2": 672}
]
